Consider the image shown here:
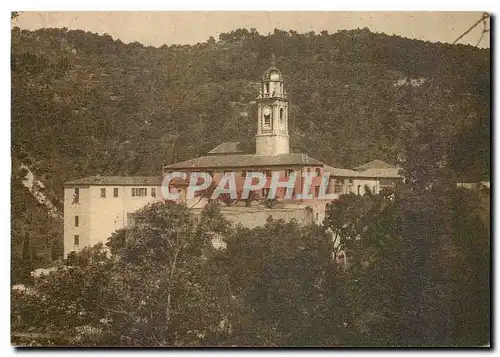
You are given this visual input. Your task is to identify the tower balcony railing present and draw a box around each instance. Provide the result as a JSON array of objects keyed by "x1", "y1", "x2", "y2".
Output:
[{"x1": 257, "y1": 92, "x2": 288, "y2": 99}]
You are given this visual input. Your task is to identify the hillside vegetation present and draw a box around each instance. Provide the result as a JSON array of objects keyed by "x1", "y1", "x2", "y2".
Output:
[{"x1": 11, "y1": 26, "x2": 490, "y2": 280}]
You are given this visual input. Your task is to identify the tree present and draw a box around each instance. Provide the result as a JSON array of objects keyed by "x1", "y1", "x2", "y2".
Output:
[
  {"x1": 13, "y1": 202, "x2": 234, "y2": 346},
  {"x1": 222, "y1": 218, "x2": 350, "y2": 346},
  {"x1": 324, "y1": 184, "x2": 490, "y2": 346},
  {"x1": 11, "y1": 245, "x2": 112, "y2": 346}
]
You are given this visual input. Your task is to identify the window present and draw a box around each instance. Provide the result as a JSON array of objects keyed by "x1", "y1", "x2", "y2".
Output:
[
  {"x1": 113, "y1": 188, "x2": 119, "y2": 197},
  {"x1": 73, "y1": 188, "x2": 80, "y2": 204},
  {"x1": 334, "y1": 179, "x2": 345, "y2": 194},
  {"x1": 315, "y1": 186, "x2": 320, "y2": 197},
  {"x1": 74, "y1": 215, "x2": 79, "y2": 227},
  {"x1": 373, "y1": 186, "x2": 376, "y2": 194},
  {"x1": 74, "y1": 235, "x2": 80, "y2": 246},
  {"x1": 132, "y1": 187, "x2": 148, "y2": 197},
  {"x1": 265, "y1": 83, "x2": 269, "y2": 93},
  {"x1": 262, "y1": 188, "x2": 270, "y2": 198},
  {"x1": 151, "y1": 187, "x2": 156, "y2": 197},
  {"x1": 264, "y1": 114, "x2": 271, "y2": 127},
  {"x1": 100, "y1": 188, "x2": 106, "y2": 198},
  {"x1": 315, "y1": 168, "x2": 321, "y2": 177},
  {"x1": 279, "y1": 107, "x2": 284, "y2": 122}
]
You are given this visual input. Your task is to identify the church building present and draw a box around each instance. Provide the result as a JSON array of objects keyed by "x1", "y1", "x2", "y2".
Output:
[
  {"x1": 163, "y1": 55, "x2": 327, "y2": 203},
  {"x1": 63, "y1": 55, "x2": 402, "y2": 257}
]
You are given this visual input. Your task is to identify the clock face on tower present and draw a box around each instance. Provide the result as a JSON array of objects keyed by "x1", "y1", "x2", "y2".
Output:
[
  {"x1": 263, "y1": 107, "x2": 271, "y2": 116},
  {"x1": 270, "y1": 72, "x2": 280, "y2": 80}
]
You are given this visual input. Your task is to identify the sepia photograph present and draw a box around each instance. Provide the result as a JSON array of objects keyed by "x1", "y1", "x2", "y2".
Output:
[{"x1": 10, "y1": 10, "x2": 490, "y2": 347}]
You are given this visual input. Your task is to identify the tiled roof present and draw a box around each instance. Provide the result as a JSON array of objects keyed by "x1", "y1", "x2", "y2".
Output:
[
  {"x1": 208, "y1": 141, "x2": 245, "y2": 155},
  {"x1": 323, "y1": 165, "x2": 359, "y2": 177},
  {"x1": 65, "y1": 176, "x2": 163, "y2": 186},
  {"x1": 354, "y1": 159, "x2": 398, "y2": 170},
  {"x1": 165, "y1": 153, "x2": 323, "y2": 170},
  {"x1": 324, "y1": 165, "x2": 402, "y2": 179},
  {"x1": 358, "y1": 168, "x2": 402, "y2": 179}
]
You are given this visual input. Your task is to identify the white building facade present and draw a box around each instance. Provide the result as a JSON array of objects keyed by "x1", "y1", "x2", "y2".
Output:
[{"x1": 63, "y1": 177, "x2": 162, "y2": 257}]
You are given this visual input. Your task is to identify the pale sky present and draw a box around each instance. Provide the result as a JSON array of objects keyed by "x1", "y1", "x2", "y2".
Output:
[{"x1": 13, "y1": 11, "x2": 490, "y2": 48}]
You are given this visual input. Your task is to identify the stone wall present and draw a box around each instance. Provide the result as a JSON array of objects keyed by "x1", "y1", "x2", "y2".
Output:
[{"x1": 192, "y1": 205, "x2": 316, "y2": 229}]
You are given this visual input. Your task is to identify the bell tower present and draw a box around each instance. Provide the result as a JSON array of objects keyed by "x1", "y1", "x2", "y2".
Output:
[{"x1": 255, "y1": 54, "x2": 289, "y2": 156}]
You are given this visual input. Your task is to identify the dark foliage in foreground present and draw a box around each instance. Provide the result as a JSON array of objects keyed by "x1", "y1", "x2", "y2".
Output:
[{"x1": 12, "y1": 184, "x2": 490, "y2": 347}]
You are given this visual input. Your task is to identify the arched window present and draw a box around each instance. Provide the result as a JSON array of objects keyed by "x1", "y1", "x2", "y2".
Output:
[
  {"x1": 263, "y1": 107, "x2": 271, "y2": 128},
  {"x1": 334, "y1": 179, "x2": 344, "y2": 194},
  {"x1": 357, "y1": 185, "x2": 361, "y2": 195},
  {"x1": 264, "y1": 113, "x2": 271, "y2": 127},
  {"x1": 279, "y1": 107, "x2": 284, "y2": 123},
  {"x1": 265, "y1": 83, "x2": 269, "y2": 94}
]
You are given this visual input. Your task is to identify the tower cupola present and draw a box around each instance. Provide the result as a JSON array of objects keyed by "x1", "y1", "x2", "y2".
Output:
[{"x1": 259, "y1": 54, "x2": 286, "y2": 99}]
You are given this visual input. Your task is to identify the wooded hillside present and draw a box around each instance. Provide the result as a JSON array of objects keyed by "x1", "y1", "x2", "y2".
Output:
[{"x1": 11, "y1": 26, "x2": 490, "y2": 280}]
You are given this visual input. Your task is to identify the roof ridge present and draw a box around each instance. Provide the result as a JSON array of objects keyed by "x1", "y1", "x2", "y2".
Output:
[
  {"x1": 64, "y1": 175, "x2": 163, "y2": 185},
  {"x1": 165, "y1": 153, "x2": 324, "y2": 169}
]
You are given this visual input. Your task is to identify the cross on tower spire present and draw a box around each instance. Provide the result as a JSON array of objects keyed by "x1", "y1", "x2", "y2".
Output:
[{"x1": 270, "y1": 53, "x2": 276, "y2": 67}]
